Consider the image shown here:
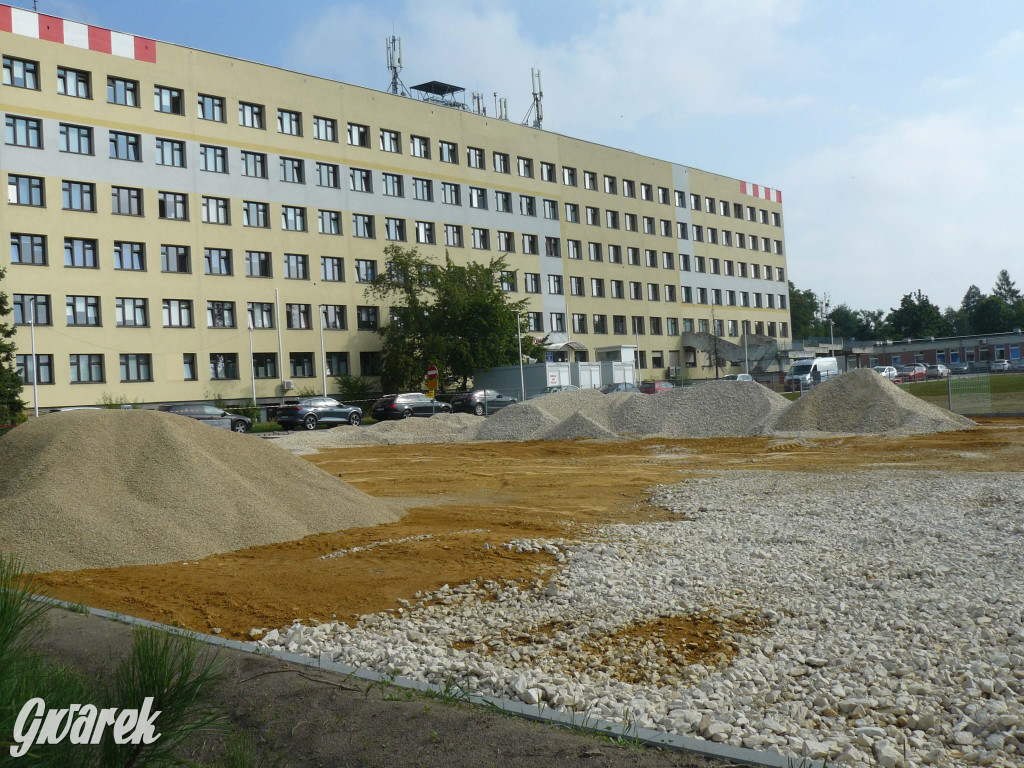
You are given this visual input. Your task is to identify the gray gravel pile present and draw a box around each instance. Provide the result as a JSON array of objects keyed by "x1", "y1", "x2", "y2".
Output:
[
  {"x1": 260, "y1": 470, "x2": 1024, "y2": 768},
  {"x1": 771, "y1": 368, "x2": 975, "y2": 436},
  {"x1": 610, "y1": 382, "x2": 790, "y2": 438},
  {"x1": 0, "y1": 410, "x2": 402, "y2": 572},
  {"x1": 277, "y1": 412, "x2": 483, "y2": 453},
  {"x1": 468, "y1": 401, "x2": 557, "y2": 442}
]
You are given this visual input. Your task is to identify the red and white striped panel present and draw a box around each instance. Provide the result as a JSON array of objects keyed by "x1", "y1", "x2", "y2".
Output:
[
  {"x1": 739, "y1": 181, "x2": 782, "y2": 204},
  {"x1": 0, "y1": 4, "x2": 156, "y2": 63}
]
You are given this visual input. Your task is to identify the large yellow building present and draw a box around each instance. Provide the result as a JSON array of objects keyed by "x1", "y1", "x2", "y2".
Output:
[{"x1": 0, "y1": 5, "x2": 791, "y2": 408}]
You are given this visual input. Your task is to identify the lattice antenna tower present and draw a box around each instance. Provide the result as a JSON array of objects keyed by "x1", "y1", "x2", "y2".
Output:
[
  {"x1": 522, "y1": 68, "x2": 544, "y2": 129},
  {"x1": 386, "y1": 36, "x2": 408, "y2": 96}
]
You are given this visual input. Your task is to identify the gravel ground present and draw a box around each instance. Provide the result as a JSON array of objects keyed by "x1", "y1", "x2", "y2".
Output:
[
  {"x1": 0, "y1": 410, "x2": 403, "y2": 571},
  {"x1": 259, "y1": 470, "x2": 1024, "y2": 768}
]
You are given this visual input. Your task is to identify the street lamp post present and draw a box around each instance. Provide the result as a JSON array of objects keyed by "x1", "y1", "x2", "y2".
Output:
[
  {"x1": 27, "y1": 297, "x2": 39, "y2": 418},
  {"x1": 513, "y1": 309, "x2": 525, "y2": 402},
  {"x1": 318, "y1": 305, "x2": 328, "y2": 397},
  {"x1": 829, "y1": 320, "x2": 835, "y2": 356},
  {"x1": 743, "y1": 320, "x2": 749, "y2": 375},
  {"x1": 247, "y1": 318, "x2": 256, "y2": 404}
]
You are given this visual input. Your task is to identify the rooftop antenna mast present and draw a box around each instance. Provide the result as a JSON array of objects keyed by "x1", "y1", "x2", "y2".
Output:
[
  {"x1": 522, "y1": 68, "x2": 544, "y2": 129},
  {"x1": 386, "y1": 36, "x2": 408, "y2": 96}
]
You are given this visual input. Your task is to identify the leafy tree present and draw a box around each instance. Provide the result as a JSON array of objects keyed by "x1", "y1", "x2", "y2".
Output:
[
  {"x1": 972, "y1": 295, "x2": 1013, "y2": 334},
  {"x1": 365, "y1": 245, "x2": 533, "y2": 391},
  {"x1": 886, "y1": 290, "x2": 948, "y2": 339},
  {"x1": 826, "y1": 304, "x2": 860, "y2": 340},
  {"x1": 0, "y1": 266, "x2": 26, "y2": 424},
  {"x1": 993, "y1": 269, "x2": 1021, "y2": 305},
  {"x1": 788, "y1": 281, "x2": 822, "y2": 339},
  {"x1": 959, "y1": 284, "x2": 984, "y2": 334}
]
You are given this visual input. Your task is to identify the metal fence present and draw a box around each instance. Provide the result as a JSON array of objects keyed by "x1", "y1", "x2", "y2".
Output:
[{"x1": 898, "y1": 373, "x2": 1024, "y2": 417}]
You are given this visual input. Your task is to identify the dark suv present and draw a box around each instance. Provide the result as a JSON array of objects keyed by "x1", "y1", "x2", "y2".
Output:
[
  {"x1": 275, "y1": 397, "x2": 362, "y2": 430},
  {"x1": 157, "y1": 403, "x2": 251, "y2": 433},
  {"x1": 449, "y1": 389, "x2": 517, "y2": 416},
  {"x1": 371, "y1": 393, "x2": 453, "y2": 420}
]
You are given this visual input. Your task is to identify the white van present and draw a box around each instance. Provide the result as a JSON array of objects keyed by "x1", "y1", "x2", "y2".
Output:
[{"x1": 784, "y1": 357, "x2": 839, "y2": 392}]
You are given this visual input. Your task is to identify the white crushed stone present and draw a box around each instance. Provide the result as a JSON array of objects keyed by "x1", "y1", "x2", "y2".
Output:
[{"x1": 259, "y1": 470, "x2": 1024, "y2": 768}]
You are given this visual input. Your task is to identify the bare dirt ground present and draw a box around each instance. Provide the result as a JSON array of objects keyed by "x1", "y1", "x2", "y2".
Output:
[{"x1": 36, "y1": 421, "x2": 1024, "y2": 655}]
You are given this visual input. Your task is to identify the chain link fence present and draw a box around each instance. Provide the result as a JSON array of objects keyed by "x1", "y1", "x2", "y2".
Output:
[{"x1": 899, "y1": 373, "x2": 1024, "y2": 416}]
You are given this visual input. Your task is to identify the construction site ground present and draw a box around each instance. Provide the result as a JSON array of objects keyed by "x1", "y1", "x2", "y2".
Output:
[{"x1": 37, "y1": 419, "x2": 1024, "y2": 647}]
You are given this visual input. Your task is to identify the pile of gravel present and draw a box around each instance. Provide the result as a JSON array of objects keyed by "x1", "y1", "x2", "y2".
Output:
[
  {"x1": 0, "y1": 410, "x2": 403, "y2": 572},
  {"x1": 771, "y1": 368, "x2": 975, "y2": 435},
  {"x1": 610, "y1": 382, "x2": 791, "y2": 439},
  {"x1": 276, "y1": 374, "x2": 974, "y2": 455},
  {"x1": 276, "y1": 412, "x2": 483, "y2": 454}
]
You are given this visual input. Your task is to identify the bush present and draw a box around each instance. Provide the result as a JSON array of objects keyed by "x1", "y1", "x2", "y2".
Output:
[{"x1": 335, "y1": 374, "x2": 376, "y2": 401}]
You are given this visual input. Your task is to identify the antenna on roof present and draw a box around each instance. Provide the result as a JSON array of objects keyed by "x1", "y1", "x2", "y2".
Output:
[
  {"x1": 385, "y1": 36, "x2": 408, "y2": 96},
  {"x1": 493, "y1": 93, "x2": 508, "y2": 121},
  {"x1": 472, "y1": 92, "x2": 486, "y2": 116},
  {"x1": 522, "y1": 68, "x2": 543, "y2": 129}
]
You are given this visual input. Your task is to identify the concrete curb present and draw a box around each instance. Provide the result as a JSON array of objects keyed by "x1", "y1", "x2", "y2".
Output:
[{"x1": 30, "y1": 595, "x2": 821, "y2": 768}]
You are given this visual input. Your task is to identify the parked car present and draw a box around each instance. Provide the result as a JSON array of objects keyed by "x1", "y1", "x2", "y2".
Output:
[
  {"x1": 639, "y1": 380, "x2": 675, "y2": 394},
  {"x1": 722, "y1": 373, "x2": 754, "y2": 382},
  {"x1": 968, "y1": 361, "x2": 990, "y2": 373},
  {"x1": 948, "y1": 362, "x2": 970, "y2": 375},
  {"x1": 371, "y1": 393, "x2": 452, "y2": 420},
  {"x1": 599, "y1": 382, "x2": 640, "y2": 394},
  {"x1": 784, "y1": 357, "x2": 839, "y2": 392},
  {"x1": 989, "y1": 360, "x2": 1011, "y2": 373},
  {"x1": 1011, "y1": 359, "x2": 1024, "y2": 372},
  {"x1": 274, "y1": 397, "x2": 362, "y2": 430},
  {"x1": 157, "y1": 403, "x2": 251, "y2": 433},
  {"x1": 528, "y1": 384, "x2": 580, "y2": 399},
  {"x1": 449, "y1": 389, "x2": 517, "y2": 416},
  {"x1": 873, "y1": 366, "x2": 898, "y2": 381},
  {"x1": 925, "y1": 364, "x2": 949, "y2": 380},
  {"x1": 896, "y1": 364, "x2": 927, "y2": 382}
]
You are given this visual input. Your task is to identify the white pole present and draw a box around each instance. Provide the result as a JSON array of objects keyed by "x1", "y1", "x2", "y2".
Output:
[
  {"x1": 28, "y1": 297, "x2": 39, "y2": 418},
  {"x1": 275, "y1": 288, "x2": 284, "y2": 399},
  {"x1": 635, "y1": 331, "x2": 641, "y2": 382},
  {"x1": 318, "y1": 305, "x2": 327, "y2": 396},
  {"x1": 248, "y1": 318, "x2": 256, "y2": 404},
  {"x1": 743, "y1": 320, "x2": 749, "y2": 375},
  {"x1": 514, "y1": 310, "x2": 525, "y2": 402}
]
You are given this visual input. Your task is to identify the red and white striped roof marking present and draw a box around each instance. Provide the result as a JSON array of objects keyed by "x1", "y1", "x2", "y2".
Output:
[
  {"x1": 0, "y1": 4, "x2": 156, "y2": 63},
  {"x1": 739, "y1": 181, "x2": 782, "y2": 204}
]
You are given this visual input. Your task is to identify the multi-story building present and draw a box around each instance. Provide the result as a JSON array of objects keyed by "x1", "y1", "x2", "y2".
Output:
[{"x1": 0, "y1": 5, "x2": 791, "y2": 408}]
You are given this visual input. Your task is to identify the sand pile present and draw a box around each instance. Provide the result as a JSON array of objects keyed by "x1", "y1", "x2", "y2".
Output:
[
  {"x1": 0, "y1": 410, "x2": 403, "y2": 572},
  {"x1": 770, "y1": 368, "x2": 975, "y2": 435}
]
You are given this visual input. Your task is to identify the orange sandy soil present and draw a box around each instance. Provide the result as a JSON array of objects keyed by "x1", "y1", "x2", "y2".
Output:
[{"x1": 36, "y1": 423, "x2": 1024, "y2": 652}]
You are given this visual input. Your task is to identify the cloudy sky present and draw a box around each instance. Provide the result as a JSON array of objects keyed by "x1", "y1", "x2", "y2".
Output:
[{"x1": 23, "y1": 0, "x2": 1024, "y2": 314}]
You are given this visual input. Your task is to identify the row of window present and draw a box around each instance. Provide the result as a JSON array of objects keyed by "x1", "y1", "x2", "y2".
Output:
[
  {"x1": 8, "y1": 231, "x2": 784, "y2": 288},
  {"x1": 12, "y1": 294, "x2": 376, "y2": 331},
  {"x1": 3, "y1": 54, "x2": 783, "y2": 223},
  {"x1": 507, "y1": 312, "x2": 788, "y2": 340},
  {"x1": 14, "y1": 350, "x2": 363, "y2": 385}
]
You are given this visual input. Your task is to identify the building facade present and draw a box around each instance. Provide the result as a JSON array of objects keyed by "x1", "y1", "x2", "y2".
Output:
[{"x1": 1, "y1": 5, "x2": 791, "y2": 408}]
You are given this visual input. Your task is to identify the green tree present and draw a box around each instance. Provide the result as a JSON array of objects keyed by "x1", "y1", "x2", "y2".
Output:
[
  {"x1": 886, "y1": 290, "x2": 948, "y2": 339},
  {"x1": 0, "y1": 266, "x2": 26, "y2": 424},
  {"x1": 366, "y1": 245, "x2": 533, "y2": 391},
  {"x1": 993, "y1": 269, "x2": 1021, "y2": 305},
  {"x1": 826, "y1": 304, "x2": 860, "y2": 340},
  {"x1": 959, "y1": 284, "x2": 985, "y2": 334},
  {"x1": 972, "y1": 294, "x2": 1013, "y2": 334},
  {"x1": 788, "y1": 281, "x2": 822, "y2": 339}
]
